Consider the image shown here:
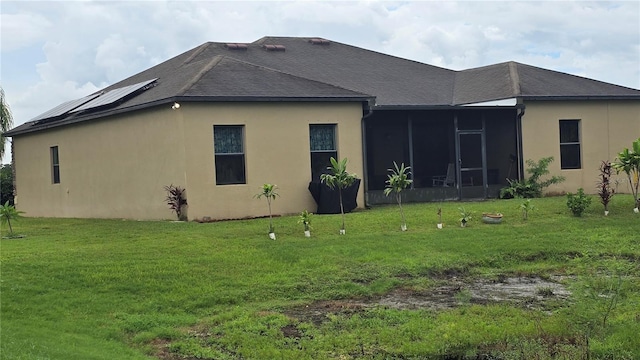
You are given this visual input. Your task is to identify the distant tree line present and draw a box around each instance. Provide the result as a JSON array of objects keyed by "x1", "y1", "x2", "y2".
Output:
[
  {"x1": 1, "y1": 86, "x2": 15, "y2": 205},
  {"x1": 1, "y1": 164, "x2": 13, "y2": 205}
]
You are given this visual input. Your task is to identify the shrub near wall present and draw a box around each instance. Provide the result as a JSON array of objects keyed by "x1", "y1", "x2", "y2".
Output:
[
  {"x1": 500, "y1": 157, "x2": 565, "y2": 198},
  {"x1": 612, "y1": 138, "x2": 640, "y2": 212}
]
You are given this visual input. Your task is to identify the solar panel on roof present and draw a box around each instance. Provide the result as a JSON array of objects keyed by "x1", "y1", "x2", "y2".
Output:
[
  {"x1": 30, "y1": 93, "x2": 101, "y2": 122},
  {"x1": 71, "y1": 78, "x2": 157, "y2": 113}
]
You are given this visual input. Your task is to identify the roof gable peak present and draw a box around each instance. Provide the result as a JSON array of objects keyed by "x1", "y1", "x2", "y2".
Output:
[{"x1": 508, "y1": 62, "x2": 521, "y2": 97}]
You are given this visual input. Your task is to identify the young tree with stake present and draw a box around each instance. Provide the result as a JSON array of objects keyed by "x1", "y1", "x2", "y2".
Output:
[
  {"x1": 255, "y1": 183, "x2": 279, "y2": 238},
  {"x1": 384, "y1": 162, "x2": 412, "y2": 231},
  {"x1": 320, "y1": 157, "x2": 358, "y2": 235},
  {"x1": 612, "y1": 138, "x2": 640, "y2": 213}
]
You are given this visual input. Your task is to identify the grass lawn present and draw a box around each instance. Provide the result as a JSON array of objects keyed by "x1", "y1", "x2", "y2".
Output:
[{"x1": 1, "y1": 195, "x2": 639, "y2": 359}]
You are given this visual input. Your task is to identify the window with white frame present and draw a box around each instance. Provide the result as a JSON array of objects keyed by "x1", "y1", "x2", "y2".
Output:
[
  {"x1": 310, "y1": 124, "x2": 337, "y2": 181},
  {"x1": 214, "y1": 125, "x2": 246, "y2": 185},
  {"x1": 559, "y1": 119, "x2": 581, "y2": 169}
]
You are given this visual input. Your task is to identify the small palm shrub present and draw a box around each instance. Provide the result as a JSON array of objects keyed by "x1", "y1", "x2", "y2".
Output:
[
  {"x1": 298, "y1": 210, "x2": 313, "y2": 237},
  {"x1": 320, "y1": 157, "x2": 358, "y2": 235},
  {"x1": 164, "y1": 185, "x2": 188, "y2": 221},
  {"x1": 520, "y1": 199, "x2": 536, "y2": 220},
  {"x1": 612, "y1": 138, "x2": 640, "y2": 212},
  {"x1": 567, "y1": 188, "x2": 591, "y2": 217},
  {"x1": 458, "y1": 207, "x2": 472, "y2": 227},
  {"x1": 254, "y1": 184, "x2": 279, "y2": 236},
  {"x1": 0, "y1": 201, "x2": 24, "y2": 237},
  {"x1": 384, "y1": 162, "x2": 412, "y2": 231}
]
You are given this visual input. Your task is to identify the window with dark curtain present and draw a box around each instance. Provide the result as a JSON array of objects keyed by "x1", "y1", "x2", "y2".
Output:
[
  {"x1": 310, "y1": 124, "x2": 337, "y2": 181},
  {"x1": 50, "y1": 146, "x2": 60, "y2": 184},
  {"x1": 559, "y1": 119, "x2": 581, "y2": 169},
  {"x1": 214, "y1": 125, "x2": 246, "y2": 185}
]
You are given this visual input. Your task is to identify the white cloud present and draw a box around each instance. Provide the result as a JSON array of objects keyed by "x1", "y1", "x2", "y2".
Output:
[
  {"x1": 0, "y1": 12, "x2": 53, "y2": 51},
  {"x1": 1, "y1": 0, "x2": 639, "y2": 132},
  {"x1": 12, "y1": 80, "x2": 102, "y2": 122},
  {"x1": 94, "y1": 34, "x2": 150, "y2": 83}
]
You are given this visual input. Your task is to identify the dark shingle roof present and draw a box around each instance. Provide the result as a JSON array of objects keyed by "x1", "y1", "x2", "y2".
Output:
[
  {"x1": 453, "y1": 62, "x2": 519, "y2": 105},
  {"x1": 515, "y1": 62, "x2": 640, "y2": 99},
  {"x1": 453, "y1": 61, "x2": 640, "y2": 105},
  {"x1": 114, "y1": 37, "x2": 455, "y2": 107},
  {"x1": 180, "y1": 55, "x2": 373, "y2": 100},
  {"x1": 7, "y1": 36, "x2": 640, "y2": 136}
]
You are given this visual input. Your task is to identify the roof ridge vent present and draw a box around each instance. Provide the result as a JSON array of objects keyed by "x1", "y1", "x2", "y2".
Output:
[
  {"x1": 225, "y1": 43, "x2": 248, "y2": 50},
  {"x1": 183, "y1": 43, "x2": 210, "y2": 65},
  {"x1": 263, "y1": 44, "x2": 286, "y2": 52},
  {"x1": 309, "y1": 38, "x2": 330, "y2": 45},
  {"x1": 508, "y1": 62, "x2": 521, "y2": 96}
]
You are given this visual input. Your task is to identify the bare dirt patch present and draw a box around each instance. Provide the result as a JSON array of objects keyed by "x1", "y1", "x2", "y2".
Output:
[
  {"x1": 153, "y1": 338, "x2": 183, "y2": 360},
  {"x1": 280, "y1": 324, "x2": 304, "y2": 339},
  {"x1": 284, "y1": 276, "x2": 571, "y2": 324},
  {"x1": 154, "y1": 275, "x2": 572, "y2": 358},
  {"x1": 284, "y1": 299, "x2": 368, "y2": 326}
]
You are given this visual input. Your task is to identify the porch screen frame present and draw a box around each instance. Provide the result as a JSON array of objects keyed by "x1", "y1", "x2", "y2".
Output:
[{"x1": 454, "y1": 113, "x2": 488, "y2": 199}]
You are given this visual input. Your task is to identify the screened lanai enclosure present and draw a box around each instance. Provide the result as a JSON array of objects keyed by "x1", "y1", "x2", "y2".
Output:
[{"x1": 364, "y1": 108, "x2": 521, "y2": 204}]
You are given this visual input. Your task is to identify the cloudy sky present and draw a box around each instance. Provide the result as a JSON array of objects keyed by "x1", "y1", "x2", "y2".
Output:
[{"x1": 1, "y1": 0, "x2": 639, "y2": 160}]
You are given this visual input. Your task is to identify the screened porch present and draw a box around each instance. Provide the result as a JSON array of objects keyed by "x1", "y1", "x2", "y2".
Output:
[{"x1": 364, "y1": 108, "x2": 521, "y2": 205}]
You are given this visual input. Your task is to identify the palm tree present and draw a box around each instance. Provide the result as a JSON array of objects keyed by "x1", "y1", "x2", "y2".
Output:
[
  {"x1": 0, "y1": 87, "x2": 14, "y2": 161},
  {"x1": 0, "y1": 201, "x2": 23, "y2": 237},
  {"x1": 384, "y1": 162, "x2": 412, "y2": 231},
  {"x1": 612, "y1": 138, "x2": 640, "y2": 211},
  {"x1": 320, "y1": 157, "x2": 358, "y2": 234},
  {"x1": 254, "y1": 183, "x2": 279, "y2": 235}
]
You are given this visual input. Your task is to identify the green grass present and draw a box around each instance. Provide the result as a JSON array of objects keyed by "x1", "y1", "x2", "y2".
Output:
[{"x1": 1, "y1": 195, "x2": 639, "y2": 359}]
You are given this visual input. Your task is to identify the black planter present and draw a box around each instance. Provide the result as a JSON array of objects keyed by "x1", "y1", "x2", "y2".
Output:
[{"x1": 308, "y1": 179, "x2": 361, "y2": 214}]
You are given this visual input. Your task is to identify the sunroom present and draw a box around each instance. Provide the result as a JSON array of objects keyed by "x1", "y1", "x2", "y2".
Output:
[{"x1": 363, "y1": 106, "x2": 522, "y2": 205}]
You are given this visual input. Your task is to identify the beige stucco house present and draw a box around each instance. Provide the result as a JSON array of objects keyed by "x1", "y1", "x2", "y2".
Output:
[{"x1": 6, "y1": 37, "x2": 640, "y2": 220}]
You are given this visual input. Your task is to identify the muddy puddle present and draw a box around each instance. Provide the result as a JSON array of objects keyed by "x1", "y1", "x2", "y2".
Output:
[
  {"x1": 285, "y1": 276, "x2": 571, "y2": 325},
  {"x1": 155, "y1": 276, "x2": 573, "y2": 358}
]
